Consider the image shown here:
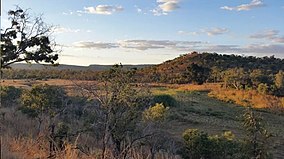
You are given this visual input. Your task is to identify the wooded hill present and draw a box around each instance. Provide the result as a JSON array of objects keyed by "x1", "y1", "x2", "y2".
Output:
[
  {"x1": 138, "y1": 52, "x2": 284, "y2": 84},
  {"x1": 154, "y1": 52, "x2": 284, "y2": 72}
]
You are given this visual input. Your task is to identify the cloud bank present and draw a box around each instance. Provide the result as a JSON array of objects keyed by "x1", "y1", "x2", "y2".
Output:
[{"x1": 250, "y1": 30, "x2": 284, "y2": 43}]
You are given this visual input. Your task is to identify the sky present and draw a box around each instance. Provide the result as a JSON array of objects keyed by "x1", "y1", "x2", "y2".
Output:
[{"x1": 1, "y1": 0, "x2": 284, "y2": 66}]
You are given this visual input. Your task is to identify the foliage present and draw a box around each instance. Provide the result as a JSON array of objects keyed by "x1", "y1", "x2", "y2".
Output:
[
  {"x1": 185, "y1": 63, "x2": 210, "y2": 85},
  {"x1": 20, "y1": 84, "x2": 66, "y2": 118},
  {"x1": 143, "y1": 103, "x2": 169, "y2": 121},
  {"x1": 1, "y1": 6, "x2": 58, "y2": 69},
  {"x1": 275, "y1": 70, "x2": 284, "y2": 96},
  {"x1": 181, "y1": 129, "x2": 243, "y2": 159},
  {"x1": 275, "y1": 70, "x2": 284, "y2": 89},
  {"x1": 223, "y1": 68, "x2": 251, "y2": 90},
  {"x1": 0, "y1": 86, "x2": 22, "y2": 106},
  {"x1": 257, "y1": 83, "x2": 269, "y2": 95},
  {"x1": 139, "y1": 52, "x2": 284, "y2": 85},
  {"x1": 242, "y1": 107, "x2": 272, "y2": 159},
  {"x1": 250, "y1": 69, "x2": 272, "y2": 88}
]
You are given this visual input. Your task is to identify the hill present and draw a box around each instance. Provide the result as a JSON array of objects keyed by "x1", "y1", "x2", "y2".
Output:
[
  {"x1": 144, "y1": 52, "x2": 284, "y2": 74},
  {"x1": 139, "y1": 52, "x2": 284, "y2": 84}
]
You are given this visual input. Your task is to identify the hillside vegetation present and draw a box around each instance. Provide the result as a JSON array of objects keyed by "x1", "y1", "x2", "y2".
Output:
[{"x1": 139, "y1": 52, "x2": 283, "y2": 84}]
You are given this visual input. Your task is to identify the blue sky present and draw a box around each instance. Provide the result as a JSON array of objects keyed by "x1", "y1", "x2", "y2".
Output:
[{"x1": 1, "y1": 0, "x2": 284, "y2": 66}]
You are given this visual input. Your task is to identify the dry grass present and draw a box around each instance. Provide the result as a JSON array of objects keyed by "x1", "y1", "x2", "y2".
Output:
[
  {"x1": 208, "y1": 87, "x2": 284, "y2": 110},
  {"x1": 5, "y1": 136, "x2": 179, "y2": 159},
  {"x1": 8, "y1": 136, "x2": 48, "y2": 159},
  {"x1": 177, "y1": 83, "x2": 221, "y2": 91},
  {"x1": 7, "y1": 136, "x2": 96, "y2": 159}
]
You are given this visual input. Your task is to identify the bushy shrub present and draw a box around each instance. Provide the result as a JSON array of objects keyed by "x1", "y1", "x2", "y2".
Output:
[
  {"x1": 143, "y1": 103, "x2": 169, "y2": 121},
  {"x1": 180, "y1": 129, "x2": 243, "y2": 159}
]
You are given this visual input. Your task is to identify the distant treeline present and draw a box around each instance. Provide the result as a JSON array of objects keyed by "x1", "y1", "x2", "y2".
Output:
[
  {"x1": 2, "y1": 69, "x2": 102, "y2": 80},
  {"x1": 2, "y1": 52, "x2": 284, "y2": 96}
]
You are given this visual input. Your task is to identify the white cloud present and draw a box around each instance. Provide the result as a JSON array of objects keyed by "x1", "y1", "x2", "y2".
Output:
[
  {"x1": 158, "y1": 0, "x2": 180, "y2": 12},
  {"x1": 202, "y1": 45, "x2": 241, "y2": 53},
  {"x1": 250, "y1": 30, "x2": 284, "y2": 43},
  {"x1": 62, "y1": 11, "x2": 73, "y2": 15},
  {"x1": 203, "y1": 28, "x2": 229, "y2": 36},
  {"x1": 178, "y1": 28, "x2": 229, "y2": 36},
  {"x1": 243, "y1": 44, "x2": 284, "y2": 54},
  {"x1": 80, "y1": 5, "x2": 124, "y2": 15},
  {"x1": 193, "y1": 43, "x2": 284, "y2": 57},
  {"x1": 62, "y1": 10, "x2": 82, "y2": 16},
  {"x1": 273, "y1": 37, "x2": 284, "y2": 43},
  {"x1": 250, "y1": 30, "x2": 278, "y2": 39},
  {"x1": 53, "y1": 27, "x2": 80, "y2": 34},
  {"x1": 152, "y1": 0, "x2": 180, "y2": 16},
  {"x1": 177, "y1": 30, "x2": 198, "y2": 36},
  {"x1": 70, "y1": 39, "x2": 284, "y2": 58},
  {"x1": 118, "y1": 40, "x2": 203, "y2": 51},
  {"x1": 221, "y1": 0, "x2": 264, "y2": 11},
  {"x1": 73, "y1": 41, "x2": 118, "y2": 49},
  {"x1": 119, "y1": 40, "x2": 165, "y2": 50},
  {"x1": 137, "y1": 8, "x2": 142, "y2": 13}
]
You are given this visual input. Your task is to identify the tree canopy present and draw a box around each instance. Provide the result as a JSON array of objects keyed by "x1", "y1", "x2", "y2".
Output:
[{"x1": 0, "y1": 6, "x2": 58, "y2": 69}]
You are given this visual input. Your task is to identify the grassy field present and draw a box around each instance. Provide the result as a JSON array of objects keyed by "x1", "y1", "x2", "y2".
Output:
[
  {"x1": 151, "y1": 87, "x2": 284, "y2": 158},
  {"x1": 2, "y1": 79, "x2": 284, "y2": 158}
]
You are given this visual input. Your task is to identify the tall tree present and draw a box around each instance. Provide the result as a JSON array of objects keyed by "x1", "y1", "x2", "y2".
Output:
[{"x1": 1, "y1": 6, "x2": 58, "y2": 69}]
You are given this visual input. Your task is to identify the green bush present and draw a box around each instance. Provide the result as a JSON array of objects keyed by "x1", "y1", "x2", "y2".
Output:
[{"x1": 180, "y1": 129, "x2": 244, "y2": 159}]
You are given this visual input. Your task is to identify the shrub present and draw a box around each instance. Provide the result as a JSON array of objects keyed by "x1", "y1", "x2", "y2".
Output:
[
  {"x1": 181, "y1": 129, "x2": 243, "y2": 159},
  {"x1": 258, "y1": 83, "x2": 269, "y2": 94},
  {"x1": 143, "y1": 103, "x2": 169, "y2": 121},
  {"x1": 153, "y1": 94, "x2": 177, "y2": 107}
]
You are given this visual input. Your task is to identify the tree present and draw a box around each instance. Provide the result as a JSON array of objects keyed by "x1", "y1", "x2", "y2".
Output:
[
  {"x1": 1, "y1": 6, "x2": 58, "y2": 69},
  {"x1": 223, "y1": 68, "x2": 251, "y2": 90},
  {"x1": 79, "y1": 64, "x2": 153, "y2": 159},
  {"x1": 243, "y1": 107, "x2": 272, "y2": 159},
  {"x1": 20, "y1": 84, "x2": 67, "y2": 132},
  {"x1": 250, "y1": 69, "x2": 271, "y2": 89}
]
